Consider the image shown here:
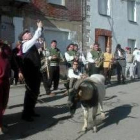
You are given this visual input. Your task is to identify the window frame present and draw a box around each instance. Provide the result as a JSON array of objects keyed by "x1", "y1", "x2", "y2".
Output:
[
  {"x1": 128, "y1": 39, "x2": 136, "y2": 51},
  {"x1": 98, "y1": 0, "x2": 111, "y2": 16},
  {"x1": 127, "y1": 0, "x2": 137, "y2": 22},
  {"x1": 47, "y1": 0, "x2": 65, "y2": 6}
]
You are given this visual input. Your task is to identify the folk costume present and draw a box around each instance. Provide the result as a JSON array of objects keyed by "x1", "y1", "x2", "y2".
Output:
[
  {"x1": 65, "y1": 50, "x2": 76, "y2": 68},
  {"x1": 103, "y1": 52, "x2": 114, "y2": 84},
  {"x1": 74, "y1": 50, "x2": 87, "y2": 73},
  {"x1": 20, "y1": 27, "x2": 42, "y2": 121},
  {"x1": 87, "y1": 50, "x2": 103, "y2": 76},
  {"x1": 48, "y1": 47, "x2": 63, "y2": 90}
]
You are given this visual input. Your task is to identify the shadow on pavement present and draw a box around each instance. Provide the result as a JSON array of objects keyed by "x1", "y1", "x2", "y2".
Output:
[
  {"x1": 106, "y1": 79, "x2": 140, "y2": 88},
  {"x1": 0, "y1": 104, "x2": 71, "y2": 140},
  {"x1": 38, "y1": 94, "x2": 67, "y2": 104},
  {"x1": 98, "y1": 104, "x2": 136, "y2": 131},
  {"x1": 8, "y1": 93, "x2": 67, "y2": 109}
]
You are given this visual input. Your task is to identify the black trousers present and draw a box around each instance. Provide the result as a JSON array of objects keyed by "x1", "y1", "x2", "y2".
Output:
[
  {"x1": 42, "y1": 71, "x2": 51, "y2": 94},
  {"x1": 116, "y1": 63, "x2": 125, "y2": 83},
  {"x1": 49, "y1": 66, "x2": 60, "y2": 90},
  {"x1": 14, "y1": 69, "x2": 19, "y2": 84},
  {"x1": 22, "y1": 66, "x2": 41, "y2": 117},
  {"x1": 88, "y1": 63, "x2": 100, "y2": 76},
  {"x1": 104, "y1": 68, "x2": 112, "y2": 84},
  {"x1": 136, "y1": 61, "x2": 140, "y2": 78}
]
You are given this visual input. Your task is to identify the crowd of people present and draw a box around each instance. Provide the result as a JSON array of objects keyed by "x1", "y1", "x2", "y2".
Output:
[{"x1": 0, "y1": 20, "x2": 140, "y2": 134}]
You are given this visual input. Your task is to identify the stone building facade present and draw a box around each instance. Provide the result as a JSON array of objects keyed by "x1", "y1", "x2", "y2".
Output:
[{"x1": 0, "y1": 0, "x2": 83, "y2": 53}]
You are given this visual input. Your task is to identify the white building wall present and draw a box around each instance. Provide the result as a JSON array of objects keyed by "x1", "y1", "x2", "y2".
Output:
[{"x1": 86, "y1": 0, "x2": 140, "y2": 52}]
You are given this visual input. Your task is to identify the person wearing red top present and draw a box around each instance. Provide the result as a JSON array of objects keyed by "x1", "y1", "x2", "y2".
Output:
[
  {"x1": 0, "y1": 41, "x2": 23, "y2": 134},
  {"x1": 0, "y1": 41, "x2": 11, "y2": 133}
]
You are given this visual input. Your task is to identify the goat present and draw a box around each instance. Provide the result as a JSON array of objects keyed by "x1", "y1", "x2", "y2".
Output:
[{"x1": 68, "y1": 74, "x2": 106, "y2": 132}]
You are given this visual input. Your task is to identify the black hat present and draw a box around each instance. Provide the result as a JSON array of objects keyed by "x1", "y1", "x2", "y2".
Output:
[{"x1": 18, "y1": 29, "x2": 30, "y2": 41}]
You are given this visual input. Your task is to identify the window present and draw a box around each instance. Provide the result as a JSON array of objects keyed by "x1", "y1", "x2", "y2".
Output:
[
  {"x1": 98, "y1": 0, "x2": 111, "y2": 16},
  {"x1": 47, "y1": 0, "x2": 65, "y2": 6},
  {"x1": 127, "y1": 0, "x2": 136, "y2": 22},
  {"x1": 128, "y1": 39, "x2": 136, "y2": 51}
]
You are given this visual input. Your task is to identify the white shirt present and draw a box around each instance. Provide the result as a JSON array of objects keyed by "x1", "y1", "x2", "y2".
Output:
[
  {"x1": 79, "y1": 53, "x2": 87, "y2": 65},
  {"x1": 86, "y1": 51, "x2": 95, "y2": 63},
  {"x1": 22, "y1": 27, "x2": 42, "y2": 53},
  {"x1": 118, "y1": 50, "x2": 122, "y2": 57},
  {"x1": 64, "y1": 52, "x2": 74, "y2": 62},
  {"x1": 133, "y1": 49, "x2": 140, "y2": 62},
  {"x1": 68, "y1": 68, "x2": 82, "y2": 79}
]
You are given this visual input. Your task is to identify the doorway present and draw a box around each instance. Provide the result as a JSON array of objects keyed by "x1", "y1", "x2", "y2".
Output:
[{"x1": 95, "y1": 28, "x2": 112, "y2": 52}]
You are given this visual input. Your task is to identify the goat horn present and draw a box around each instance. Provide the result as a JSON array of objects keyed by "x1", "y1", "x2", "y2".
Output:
[{"x1": 78, "y1": 90, "x2": 82, "y2": 97}]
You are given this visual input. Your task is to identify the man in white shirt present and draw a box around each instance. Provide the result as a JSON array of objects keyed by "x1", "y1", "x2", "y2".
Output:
[
  {"x1": 133, "y1": 47, "x2": 140, "y2": 79},
  {"x1": 68, "y1": 62, "x2": 82, "y2": 79},
  {"x1": 67, "y1": 61, "x2": 82, "y2": 90},
  {"x1": 63, "y1": 61, "x2": 84, "y2": 95},
  {"x1": 86, "y1": 43, "x2": 103, "y2": 76},
  {"x1": 19, "y1": 21, "x2": 43, "y2": 122}
]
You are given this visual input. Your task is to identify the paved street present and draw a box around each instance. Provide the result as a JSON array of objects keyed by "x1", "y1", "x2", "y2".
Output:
[{"x1": 1, "y1": 79, "x2": 140, "y2": 140}]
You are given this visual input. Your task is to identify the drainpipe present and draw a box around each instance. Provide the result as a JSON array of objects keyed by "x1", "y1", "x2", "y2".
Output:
[{"x1": 81, "y1": 0, "x2": 86, "y2": 53}]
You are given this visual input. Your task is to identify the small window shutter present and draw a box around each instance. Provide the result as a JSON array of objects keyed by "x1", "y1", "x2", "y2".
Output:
[
  {"x1": 98, "y1": 0, "x2": 107, "y2": 15},
  {"x1": 127, "y1": 1, "x2": 135, "y2": 21}
]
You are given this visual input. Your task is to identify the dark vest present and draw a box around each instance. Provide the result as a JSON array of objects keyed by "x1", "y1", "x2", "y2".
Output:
[
  {"x1": 22, "y1": 45, "x2": 41, "y2": 68},
  {"x1": 90, "y1": 50, "x2": 102, "y2": 59},
  {"x1": 67, "y1": 50, "x2": 76, "y2": 57},
  {"x1": 49, "y1": 48, "x2": 60, "y2": 64}
]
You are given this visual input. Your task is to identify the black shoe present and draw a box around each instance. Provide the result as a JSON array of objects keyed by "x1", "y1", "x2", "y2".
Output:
[
  {"x1": 69, "y1": 105, "x2": 76, "y2": 117},
  {"x1": 21, "y1": 115, "x2": 34, "y2": 122},
  {"x1": 117, "y1": 81, "x2": 121, "y2": 84},
  {"x1": 53, "y1": 87, "x2": 58, "y2": 90},
  {"x1": 130, "y1": 76, "x2": 134, "y2": 81},
  {"x1": 46, "y1": 90, "x2": 51, "y2": 95},
  {"x1": 31, "y1": 112, "x2": 40, "y2": 117}
]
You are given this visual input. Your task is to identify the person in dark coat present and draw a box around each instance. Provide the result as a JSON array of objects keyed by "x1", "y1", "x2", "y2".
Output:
[
  {"x1": 19, "y1": 21, "x2": 43, "y2": 122},
  {"x1": 12, "y1": 41, "x2": 23, "y2": 85},
  {"x1": 114, "y1": 44, "x2": 126, "y2": 84}
]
